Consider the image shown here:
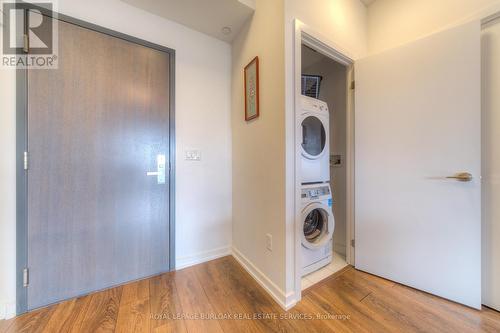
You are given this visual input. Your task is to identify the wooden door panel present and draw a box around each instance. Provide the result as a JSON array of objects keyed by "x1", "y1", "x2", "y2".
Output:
[{"x1": 27, "y1": 18, "x2": 170, "y2": 309}]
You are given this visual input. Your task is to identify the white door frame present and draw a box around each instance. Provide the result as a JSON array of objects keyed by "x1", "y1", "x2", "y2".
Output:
[{"x1": 293, "y1": 19, "x2": 355, "y2": 300}]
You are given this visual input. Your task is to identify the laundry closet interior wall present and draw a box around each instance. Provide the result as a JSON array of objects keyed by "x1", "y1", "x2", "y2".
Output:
[{"x1": 301, "y1": 46, "x2": 348, "y2": 258}]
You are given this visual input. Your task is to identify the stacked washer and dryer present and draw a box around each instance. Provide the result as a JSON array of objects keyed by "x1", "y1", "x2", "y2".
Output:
[{"x1": 299, "y1": 95, "x2": 335, "y2": 276}]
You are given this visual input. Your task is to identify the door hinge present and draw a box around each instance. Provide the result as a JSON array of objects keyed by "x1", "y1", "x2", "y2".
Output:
[
  {"x1": 23, "y1": 34, "x2": 29, "y2": 53},
  {"x1": 351, "y1": 239, "x2": 355, "y2": 248},
  {"x1": 23, "y1": 151, "x2": 28, "y2": 170},
  {"x1": 350, "y1": 81, "x2": 355, "y2": 90},
  {"x1": 23, "y1": 268, "x2": 29, "y2": 287}
]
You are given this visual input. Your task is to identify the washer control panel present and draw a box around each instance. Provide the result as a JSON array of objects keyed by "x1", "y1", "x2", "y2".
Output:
[{"x1": 301, "y1": 185, "x2": 330, "y2": 200}]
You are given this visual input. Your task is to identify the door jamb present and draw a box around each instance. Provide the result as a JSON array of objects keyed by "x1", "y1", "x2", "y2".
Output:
[
  {"x1": 293, "y1": 19, "x2": 355, "y2": 302},
  {"x1": 16, "y1": 5, "x2": 176, "y2": 315}
]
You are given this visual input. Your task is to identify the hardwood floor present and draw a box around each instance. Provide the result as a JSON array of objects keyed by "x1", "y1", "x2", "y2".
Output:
[{"x1": 1, "y1": 255, "x2": 499, "y2": 332}]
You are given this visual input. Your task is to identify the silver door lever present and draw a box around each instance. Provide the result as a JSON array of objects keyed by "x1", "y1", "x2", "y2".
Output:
[{"x1": 146, "y1": 154, "x2": 166, "y2": 184}]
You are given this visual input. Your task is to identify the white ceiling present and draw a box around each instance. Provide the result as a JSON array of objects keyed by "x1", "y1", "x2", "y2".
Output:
[
  {"x1": 121, "y1": 0, "x2": 255, "y2": 43},
  {"x1": 360, "y1": 0, "x2": 377, "y2": 6}
]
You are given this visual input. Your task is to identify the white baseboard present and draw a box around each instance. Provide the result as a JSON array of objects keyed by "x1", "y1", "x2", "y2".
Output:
[
  {"x1": 175, "y1": 246, "x2": 231, "y2": 270},
  {"x1": 0, "y1": 300, "x2": 16, "y2": 320},
  {"x1": 231, "y1": 247, "x2": 297, "y2": 310}
]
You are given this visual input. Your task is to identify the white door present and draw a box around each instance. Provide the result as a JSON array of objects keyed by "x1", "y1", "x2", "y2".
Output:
[
  {"x1": 355, "y1": 21, "x2": 481, "y2": 309},
  {"x1": 482, "y1": 18, "x2": 500, "y2": 312}
]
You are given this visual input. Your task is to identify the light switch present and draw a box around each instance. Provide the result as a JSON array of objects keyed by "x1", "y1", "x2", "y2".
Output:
[{"x1": 185, "y1": 150, "x2": 201, "y2": 161}]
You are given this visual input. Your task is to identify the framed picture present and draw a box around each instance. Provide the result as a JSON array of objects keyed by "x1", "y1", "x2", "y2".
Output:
[{"x1": 244, "y1": 56, "x2": 259, "y2": 121}]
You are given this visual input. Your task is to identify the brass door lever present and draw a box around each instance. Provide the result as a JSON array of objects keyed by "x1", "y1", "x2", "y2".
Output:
[{"x1": 446, "y1": 172, "x2": 473, "y2": 182}]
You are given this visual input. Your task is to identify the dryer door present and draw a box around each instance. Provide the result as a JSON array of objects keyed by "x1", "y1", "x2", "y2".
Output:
[
  {"x1": 301, "y1": 202, "x2": 334, "y2": 249},
  {"x1": 301, "y1": 114, "x2": 327, "y2": 160}
]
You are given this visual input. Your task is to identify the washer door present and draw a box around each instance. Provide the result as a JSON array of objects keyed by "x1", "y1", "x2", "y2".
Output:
[
  {"x1": 301, "y1": 114, "x2": 327, "y2": 160},
  {"x1": 301, "y1": 202, "x2": 334, "y2": 250}
]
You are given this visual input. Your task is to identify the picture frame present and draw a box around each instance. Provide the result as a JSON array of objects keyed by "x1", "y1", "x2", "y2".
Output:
[{"x1": 244, "y1": 56, "x2": 259, "y2": 121}]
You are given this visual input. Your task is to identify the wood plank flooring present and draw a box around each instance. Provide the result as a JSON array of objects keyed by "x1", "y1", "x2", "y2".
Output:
[{"x1": 1, "y1": 255, "x2": 499, "y2": 333}]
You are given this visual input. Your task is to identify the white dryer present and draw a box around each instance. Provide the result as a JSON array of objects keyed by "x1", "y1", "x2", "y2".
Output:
[
  {"x1": 301, "y1": 183, "x2": 335, "y2": 276},
  {"x1": 299, "y1": 95, "x2": 330, "y2": 184}
]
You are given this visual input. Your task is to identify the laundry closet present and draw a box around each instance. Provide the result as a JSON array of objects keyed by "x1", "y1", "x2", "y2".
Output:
[{"x1": 299, "y1": 44, "x2": 349, "y2": 290}]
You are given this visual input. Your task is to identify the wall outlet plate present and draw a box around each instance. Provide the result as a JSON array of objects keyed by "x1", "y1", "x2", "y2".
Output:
[
  {"x1": 330, "y1": 153, "x2": 342, "y2": 167},
  {"x1": 266, "y1": 233, "x2": 273, "y2": 251}
]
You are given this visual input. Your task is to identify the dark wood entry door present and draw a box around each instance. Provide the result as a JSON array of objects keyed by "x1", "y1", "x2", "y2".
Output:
[{"x1": 27, "y1": 16, "x2": 171, "y2": 310}]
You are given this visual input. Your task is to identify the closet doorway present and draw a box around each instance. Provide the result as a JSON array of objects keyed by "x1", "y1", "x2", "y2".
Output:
[{"x1": 300, "y1": 44, "x2": 352, "y2": 290}]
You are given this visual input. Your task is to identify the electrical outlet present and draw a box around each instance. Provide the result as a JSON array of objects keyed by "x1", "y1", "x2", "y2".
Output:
[
  {"x1": 266, "y1": 234, "x2": 273, "y2": 251},
  {"x1": 185, "y1": 150, "x2": 201, "y2": 161}
]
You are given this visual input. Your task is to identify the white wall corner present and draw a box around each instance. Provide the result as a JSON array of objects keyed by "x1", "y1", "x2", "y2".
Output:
[
  {"x1": 0, "y1": 300, "x2": 16, "y2": 320},
  {"x1": 238, "y1": 0, "x2": 256, "y2": 11},
  {"x1": 232, "y1": 246, "x2": 298, "y2": 310},
  {"x1": 175, "y1": 246, "x2": 231, "y2": 270}
]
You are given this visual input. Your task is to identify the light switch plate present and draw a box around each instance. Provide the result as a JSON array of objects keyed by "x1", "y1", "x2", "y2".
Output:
[{"x1": 185, "y1": 150, "x2": 201, "y2": 161}]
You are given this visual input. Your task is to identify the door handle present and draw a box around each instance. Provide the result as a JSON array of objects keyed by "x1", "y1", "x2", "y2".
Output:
[
  {"x1": 146, "y1": 154, "x2": 166, "y2": 184},
  {"x1": 446, "y1": 172, "x2": 473, "y2": 182}
]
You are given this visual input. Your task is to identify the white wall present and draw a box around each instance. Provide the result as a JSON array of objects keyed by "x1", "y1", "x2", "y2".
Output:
[
  {"x1": 287, "y1": 0, "x2": 368, "y2": 58},
  {"x1": 482, "y1": 18, "x2": 500, "y2": 312},
  {"x1": 231, "y1": 0, "x2": 288, "y2": 308},
  {"x1": 0, "y1": 68, "x2": 16, "y2": 320},
  {"x1": 284, "y1": 0, "x2": 368, "y2": 301},
  {"x1": 0, "y1": 0, "x2": 232, "y2": 318},
  {"x1": 368, "y1": 0, "x2": 500, "y2": 54},
  {"x1": 302, "y1": 55, "x2": 348, "y2": 256}
]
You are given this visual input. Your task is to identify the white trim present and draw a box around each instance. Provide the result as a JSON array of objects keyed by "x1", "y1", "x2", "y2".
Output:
[
  {"x1": 293, "y1": 18, "x2": 304, "y2": 306},
  {"x1": 482, "y1": 11, "x2": 500, "y2": 27},
  {"x1": 175, "y1": 246, "x2": 231, "y2": 270},
  {"x1": 292, "y1": 19, "x2": 356, "y2": 306},
  {"x1": 232, "y1": 247, "x2": 297, "y2": 310},
  {"x1": 300, "y1": 24, "x2": 355, "y2": 65},
  {"x1": 0, "y1": 300, "x2": 16, "y2": 320},
  {"x1": 346, "y1": 65, "x2": 356, "y2": 266}
]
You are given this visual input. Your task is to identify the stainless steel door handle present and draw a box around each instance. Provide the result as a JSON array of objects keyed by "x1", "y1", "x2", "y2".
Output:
[
  {"x1": 146, "y1": 154, "x2": 166, "y2": 184},
  {"x1": 446, "y1": 172, "x2": 473, "y2": 182}
]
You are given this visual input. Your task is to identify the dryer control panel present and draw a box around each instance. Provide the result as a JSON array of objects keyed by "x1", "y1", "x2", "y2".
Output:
[{"x1": 301, "y1": 95, "x2": 329, "y2": 114}]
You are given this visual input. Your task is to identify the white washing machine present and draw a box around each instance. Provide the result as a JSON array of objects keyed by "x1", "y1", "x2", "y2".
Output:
[
  {"x1": 299, "y1": 95, "x2": 330, "y2": 184},
  {"x1": 301, "y1": 183, "x2": 335, "y2": 276}
]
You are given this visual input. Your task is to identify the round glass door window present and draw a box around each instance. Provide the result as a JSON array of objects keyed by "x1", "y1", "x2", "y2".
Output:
[
  {"x1": 303, "y1": 208, "x2": 327, "y2": 243},
  {"x1": 301, "y1": 116, "x2": 326, "y2": 157}
]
